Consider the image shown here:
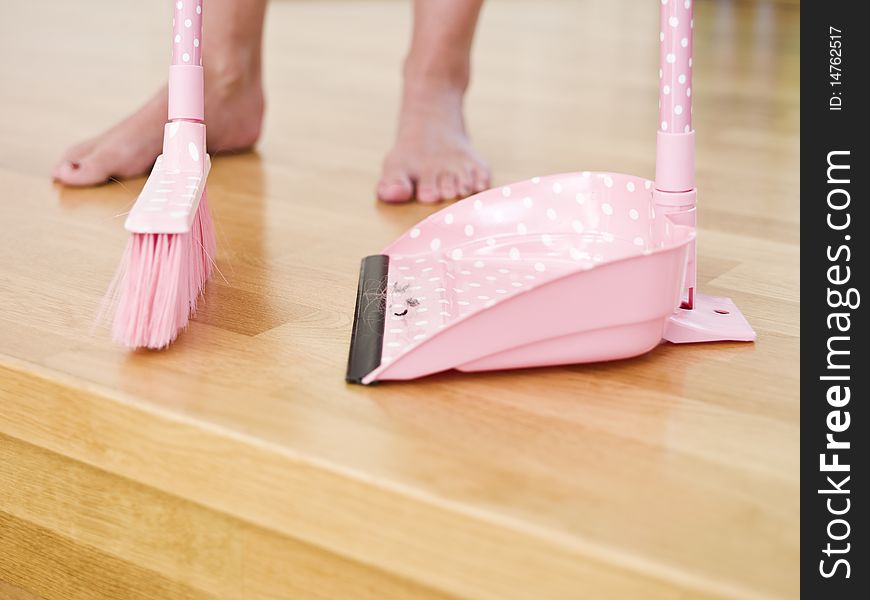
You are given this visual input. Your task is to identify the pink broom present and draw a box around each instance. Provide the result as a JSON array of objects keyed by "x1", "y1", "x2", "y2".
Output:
[{"x1": 104, "y1": 0, "x2": 215, "y2": 349}]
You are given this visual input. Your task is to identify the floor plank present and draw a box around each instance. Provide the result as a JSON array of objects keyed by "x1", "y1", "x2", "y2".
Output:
[{"x1": 0, "y1": 1, "x2": 799, "y2": 598}]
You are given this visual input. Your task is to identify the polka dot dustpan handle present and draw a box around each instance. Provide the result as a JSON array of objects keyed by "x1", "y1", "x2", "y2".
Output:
[
  {"x1": 655, "y1": 0, "x2": 694, "y2": 194},
  {"x1": 655, "y1": 0, "x2": 697, "y2": 306}
]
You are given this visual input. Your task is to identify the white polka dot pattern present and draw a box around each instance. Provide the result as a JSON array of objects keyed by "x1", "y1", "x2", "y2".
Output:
[
  {"x1": 172, "y1": 1, "x2": 203, "y2": 66},
  {"x1": 377, "y1": 172, "x2": 692, "y2": 364},
  {"x1": 659, "y1": 0, "x2": 692, "y2": 133}
]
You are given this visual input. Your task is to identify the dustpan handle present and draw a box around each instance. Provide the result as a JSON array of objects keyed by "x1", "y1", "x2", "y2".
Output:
[
  {"x1": 654, "y1": 0, "x2": 696, "y2": 308},
  {"x1": 168, "y1": 0, "x2": 204, "y2": 121},
  {"x1": 659, "y1": 0, "x2": 693, "y2": 135},
  {"x1": 655, "y1": 0, "x2": 694, "y2": 193}
]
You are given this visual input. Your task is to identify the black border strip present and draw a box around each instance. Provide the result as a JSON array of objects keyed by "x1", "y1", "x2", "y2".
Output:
[{"x1": 802, "y1": 2, "x2": 867, "y2": 595}]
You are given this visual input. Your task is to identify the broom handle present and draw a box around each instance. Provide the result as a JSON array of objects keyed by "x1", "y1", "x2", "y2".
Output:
[
  {"x1": 654, "y1": 0, "x2": 696, "y2": 308},
  {"x1": 168, "y1": 0, "x2": 204, "y2": 122}
]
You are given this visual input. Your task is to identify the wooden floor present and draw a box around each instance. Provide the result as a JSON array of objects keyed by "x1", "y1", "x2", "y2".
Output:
[{"x1": 0, "y1": 1, "x2": 799, "y2": 599}]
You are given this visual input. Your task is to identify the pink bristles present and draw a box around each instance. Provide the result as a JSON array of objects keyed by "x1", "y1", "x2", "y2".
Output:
[{"x1": 105, "y1": 193, "x2": 216, "y2": 349}]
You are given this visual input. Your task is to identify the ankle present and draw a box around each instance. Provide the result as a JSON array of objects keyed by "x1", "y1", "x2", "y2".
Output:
[
  {"x1": 402, "y1": 51, "x2": 471, "y2": 93},
  {"x1": 204, "y1": 49, "x2": 261, "y2": 99}
]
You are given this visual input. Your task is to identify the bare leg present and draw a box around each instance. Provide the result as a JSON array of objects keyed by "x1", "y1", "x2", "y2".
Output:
[
  {"x1": 377, "y1": 0, "x2": 490, "y2": 203},
  {"x1": 53, "y1": 0, "x2": 267, "y2": 187}
]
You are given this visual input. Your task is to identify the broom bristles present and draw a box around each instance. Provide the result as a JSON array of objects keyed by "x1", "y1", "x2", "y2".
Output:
[{"x1": 103, "y1": 193, "x2": 216, "y2": 349}]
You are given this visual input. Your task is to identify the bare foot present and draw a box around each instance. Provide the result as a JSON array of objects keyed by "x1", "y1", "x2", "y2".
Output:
[
  {"x1": 52, "y1": 69, "x2": 264, "y2": 187},
  {"x1": 377, "y1": 75, "x2": 490, "y2": 204}
]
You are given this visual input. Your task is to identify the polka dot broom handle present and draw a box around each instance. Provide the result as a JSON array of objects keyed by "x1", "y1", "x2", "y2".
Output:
[
  {"x1": 168, "y1": 0, "x2": 204, "y2": 121},
  {"x1": 655, "y1": 0, "x2": 695, "y2": 194}
]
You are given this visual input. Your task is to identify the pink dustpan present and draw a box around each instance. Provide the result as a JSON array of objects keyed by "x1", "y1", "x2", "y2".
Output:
[{"x1": 347, "y1": 0, "x2": 755, "y2": 384}]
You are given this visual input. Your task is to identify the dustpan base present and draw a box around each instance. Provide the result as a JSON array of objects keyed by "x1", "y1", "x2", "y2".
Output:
[
  {"x1": 456, "y1": 318, "x2": 665, "y2": 373},
  {"x1": 663, "y1": 292, "x2": 756, "y2": 344}
]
